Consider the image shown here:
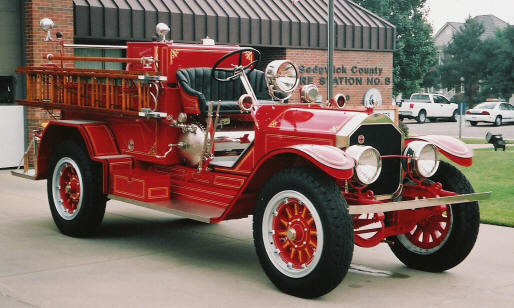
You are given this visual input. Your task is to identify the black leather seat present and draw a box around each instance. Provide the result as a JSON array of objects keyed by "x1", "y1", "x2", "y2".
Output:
[{"x1": 177, "y1": 68, "x2": 271, "y2": 115}]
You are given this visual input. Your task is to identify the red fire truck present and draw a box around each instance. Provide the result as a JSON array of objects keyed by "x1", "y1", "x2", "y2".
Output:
[{"x1": 13, "y1": 19, "x2": 489, "y2": 298}]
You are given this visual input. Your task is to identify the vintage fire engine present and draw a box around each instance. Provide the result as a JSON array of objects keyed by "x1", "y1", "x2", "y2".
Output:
[{"x1": 14, "y1": 19, "x2": 490, "y2": 298}]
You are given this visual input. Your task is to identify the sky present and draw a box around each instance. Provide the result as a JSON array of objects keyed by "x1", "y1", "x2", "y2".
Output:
[{"x1": 425, "y1": 0, "x2": 514, "y2": 32}]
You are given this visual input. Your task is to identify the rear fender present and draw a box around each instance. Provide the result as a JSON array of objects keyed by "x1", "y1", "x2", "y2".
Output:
[
  {"x1": 36, "y1": 120, "x2": 120, "y2": 193},
  {"x1": 406, "y1": 135, "x2": 473, "y2": 167}
]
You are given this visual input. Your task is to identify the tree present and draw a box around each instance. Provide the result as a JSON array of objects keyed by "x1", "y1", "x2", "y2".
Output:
[
  {"x1": 479, "y1": 26, "x2": 514, "y2": 101},
  {"x1": 439, "y1": 18, "x2": 485, "y2": 105},
  {"x1": 352, "y1": 0, "x2": 437, "y2": 96}
]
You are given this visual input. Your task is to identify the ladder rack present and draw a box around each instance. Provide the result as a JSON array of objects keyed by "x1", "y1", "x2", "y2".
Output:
[{"x1": 16, "y1": 66, "x2": 162, "y2": 116}]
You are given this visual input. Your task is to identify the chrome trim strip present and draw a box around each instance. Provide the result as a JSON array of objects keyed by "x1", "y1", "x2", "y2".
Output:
[
  {"x1": 348, "y1": 192, "x2": 491, "y2": 215},
  {"x1": 11, "y1": 169, "x2": 37, "y2": 180},
  {"x1": 63, "y1": 44, "x2": 128, "y2": 50},
  {"x1": 108, "y1": 194, "x2": 211, "y2": 223}
]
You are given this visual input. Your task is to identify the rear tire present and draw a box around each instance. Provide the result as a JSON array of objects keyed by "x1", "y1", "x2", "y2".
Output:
[
  {"x1": 47, "y1": 140, "x2": 106, "y2": 237},
  {"x1": 388, "y1": 162, "x2": 480, "y2": 272},
  {"x1": 416, "y1": 110, "x2": 426, "y2": 123},
  {"x1": 253, "y1": 168, "x2": 353, "y2": 298},
  {"x1": 494, "y1": 116, "x2": 502, "y2": 126},
  {"x1": 469, "y1": 121, "x2": 478, "y2": 126}
]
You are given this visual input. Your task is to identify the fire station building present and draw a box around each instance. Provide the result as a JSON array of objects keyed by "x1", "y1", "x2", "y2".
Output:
[{"x1": 1, "y1": 0, "x2": 395, "y2": 167}]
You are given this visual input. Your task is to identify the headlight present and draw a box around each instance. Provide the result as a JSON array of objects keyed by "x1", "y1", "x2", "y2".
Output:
[
  {"x1": 300, "y1": 84, "x2": 320, "y2": 103},
  {"x1": 265, "y1": 60, "x2": 299, "y2": 100},
  {"x1": 403, "y1": 141, "x2": 439, "y2": 178},
  {"x1": 346, "y1": 145, "x2": 382, "y2": 185}
]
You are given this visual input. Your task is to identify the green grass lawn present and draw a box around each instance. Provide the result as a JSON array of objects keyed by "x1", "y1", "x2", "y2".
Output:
[
  {"x1": 446, "y1": 148, "x2": 514, "y2": 227},
  {"x1": 460, "y1": 138, "x2": 514, "y2": 144}
]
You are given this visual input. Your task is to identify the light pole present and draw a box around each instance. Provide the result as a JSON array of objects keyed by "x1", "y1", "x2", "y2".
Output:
[{"x1": 328, "y1": 0, "x2": 335, "y2": 99}]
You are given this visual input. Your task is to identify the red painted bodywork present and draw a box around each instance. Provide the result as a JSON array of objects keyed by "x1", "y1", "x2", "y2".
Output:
[{"x1": 27, "y1": 40, "x2": 477, "y2": 249}]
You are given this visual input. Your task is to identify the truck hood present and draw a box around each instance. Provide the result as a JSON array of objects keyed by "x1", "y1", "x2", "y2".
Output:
[{"x1": 256, "y1": 105, "x2": 395, "y2": 147}]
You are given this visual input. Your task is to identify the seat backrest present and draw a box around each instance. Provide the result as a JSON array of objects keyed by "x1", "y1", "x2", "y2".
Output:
[{"x1": 177, "y1": 68, "x2": 271, "y2": 102}]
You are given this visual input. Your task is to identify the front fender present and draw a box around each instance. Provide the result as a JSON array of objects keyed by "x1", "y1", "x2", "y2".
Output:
[
  {"x1": 266, "y1": 144, "x2": 355, "y2": 180},
  {"x1": 212, "y1": 144, "x2": 354, "y2": 222},
  {"x1": 406, "y1": 135, "x2": 473, "y2": 167}
]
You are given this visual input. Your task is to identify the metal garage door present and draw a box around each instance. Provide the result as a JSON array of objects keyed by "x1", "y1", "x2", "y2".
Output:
[{"x1": 0, "y1": 0, "x2": 24, "y2": 168}]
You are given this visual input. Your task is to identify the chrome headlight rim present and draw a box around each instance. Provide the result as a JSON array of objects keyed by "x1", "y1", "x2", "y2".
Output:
[
  {"x1": 346, "y1": 145, "x2": 382, "y2": 185},
  {"x1": 265, "y1": 60, "x2": 299, "y2": 100},
  {"x1": 332, "y1": 93, "x2": 347, "y2": 109},
  {"x1": 403, "y1": 141, "x2": 440, "y2": 178}
]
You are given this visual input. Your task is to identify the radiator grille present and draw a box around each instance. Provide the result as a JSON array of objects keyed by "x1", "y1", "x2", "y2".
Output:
[{"x1": 349, "y1": 124, "x2": 403, "y2": 195}]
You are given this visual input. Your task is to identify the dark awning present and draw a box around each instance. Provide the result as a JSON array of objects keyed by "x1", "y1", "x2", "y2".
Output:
[{"x1": 74, "y1": 0, "x2": 395, "y2": 51}]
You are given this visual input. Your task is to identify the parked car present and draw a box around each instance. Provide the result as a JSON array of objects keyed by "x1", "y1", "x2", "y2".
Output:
[
  {"x1": 465, "y1": 102, "x2": 514, "y2": 126},
  {"x1": 398, "y1": 93, "x2": 458, "y2": 123}
]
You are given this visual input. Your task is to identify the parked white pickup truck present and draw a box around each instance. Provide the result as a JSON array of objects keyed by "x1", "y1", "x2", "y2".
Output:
[{"x1": 398, "y1": 93, "x2": 458, "y2": 123}]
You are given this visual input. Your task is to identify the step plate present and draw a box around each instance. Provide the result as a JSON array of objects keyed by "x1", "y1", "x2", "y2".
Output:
[
  {"x1": 108, "y1": 194, "x2": 226, "y2": 223},
  {"x1": 11, "y1": 169, "x2": 37, "y2": 180}
]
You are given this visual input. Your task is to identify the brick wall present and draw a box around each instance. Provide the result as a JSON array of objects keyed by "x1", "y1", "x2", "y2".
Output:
[
  {"x1": 286, "y1": 49, "x2": 393, "y2": 107},
  {"x1": 24, "y1": 0, "x2": 73, "y2": 157}
]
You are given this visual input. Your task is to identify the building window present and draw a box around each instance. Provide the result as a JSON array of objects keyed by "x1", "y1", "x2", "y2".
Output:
[{"x1": 74, "y1": 48, "x2": 124, "y2": 70}]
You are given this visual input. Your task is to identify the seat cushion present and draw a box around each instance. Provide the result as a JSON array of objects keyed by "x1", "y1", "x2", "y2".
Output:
[{"x1": 177, "y1": 68, "x2": 271, "y2": 115}]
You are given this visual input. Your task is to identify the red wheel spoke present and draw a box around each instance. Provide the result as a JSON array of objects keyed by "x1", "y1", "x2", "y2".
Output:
[
  {"x1": 430, "y1": 230, "x2": 439, "y2": 242},
  {"x1": 422, "y1": 230, "x2": 430, "y2": 243},
  {"x1": 279, "y1": 219, "x2": 288, "y2": 227},
  {"x1": 290, "y1": 248, "x2": 296, "y2": 260},
  {"x1": 285, "y1": 207, "x2": 293, "y2": 219},
  {"x1": 304, "y1": 248, "x2": 311, "y2": 259},
  {"x1": 301, "y1": 207, "x2": 307, "y2": 218},
  {"x1": 412, "y1": 226, "x2": 423, "y2": 241}
]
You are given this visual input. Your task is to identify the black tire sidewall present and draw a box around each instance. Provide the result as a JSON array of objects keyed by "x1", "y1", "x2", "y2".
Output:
[{"x1": 47, "y1": 140, "x2": 106, "y2": 237}]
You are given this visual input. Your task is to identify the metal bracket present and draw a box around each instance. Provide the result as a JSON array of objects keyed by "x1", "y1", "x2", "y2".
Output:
[
  {"x1": 137, "y1": 75, "x2": 167, "y2": 83},
  {"x1": 139, "y1": 108, "x2": 167, "y2": 119}
]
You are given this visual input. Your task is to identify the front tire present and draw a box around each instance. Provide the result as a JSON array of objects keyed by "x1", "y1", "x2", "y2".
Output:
[
  {"x1": 388, "y1": 161, "x2": 480, "y2": 272},
  {"x1": 450, "y1": 110, "x2": 458, "y2": 122},
  {"x1": 47, "y1": 140, "x2": 106, "y2": 237},
  {"x1": 253, "y1": 168, "x2": 353, "y2": 298},
  {"x1": 416, "y1": 110, "x2": 427, "y2": 123}
]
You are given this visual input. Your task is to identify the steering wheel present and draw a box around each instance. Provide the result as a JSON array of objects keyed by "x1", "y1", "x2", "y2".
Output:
[{"x1": 212, "y1": 48, "x2": 261, "y2": 82}]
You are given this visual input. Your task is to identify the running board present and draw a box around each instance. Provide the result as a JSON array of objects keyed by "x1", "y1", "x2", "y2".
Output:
[
  {"x1": 11, "y1": 169, "x2": 37, "y2": 180},
  {"x1": 348, "y1": 192, "x2": 491, "y2": 215},
  {"x1": 108, "y1": 194, "x2": 226, "y2": 223}
]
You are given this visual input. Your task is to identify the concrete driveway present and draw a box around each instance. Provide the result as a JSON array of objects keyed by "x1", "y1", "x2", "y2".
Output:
[{"x1": 1, "y1": 170, "x2": 513, "y2": 307}]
